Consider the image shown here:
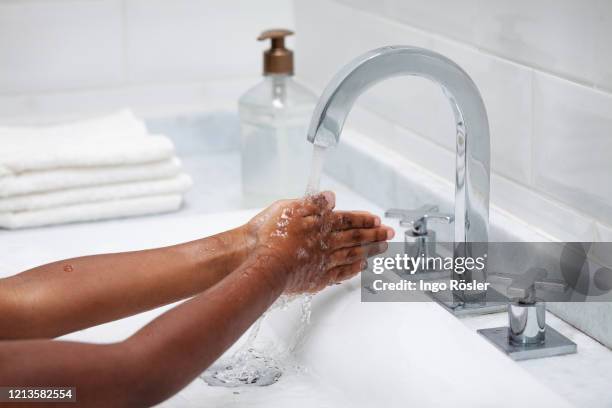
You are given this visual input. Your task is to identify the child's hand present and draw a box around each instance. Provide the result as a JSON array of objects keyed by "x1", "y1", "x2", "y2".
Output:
[{"x1": 243, "y1": 191, "x2": 394, "y2": 294}]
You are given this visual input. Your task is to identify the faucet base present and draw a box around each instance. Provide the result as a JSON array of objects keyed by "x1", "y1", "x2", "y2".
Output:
[
  {"x1": 478, "y1": 325, "x2": 577, "y2": 361},
  {"x1": 427, "y1": 287, "x2": 508, "y2": 316}
]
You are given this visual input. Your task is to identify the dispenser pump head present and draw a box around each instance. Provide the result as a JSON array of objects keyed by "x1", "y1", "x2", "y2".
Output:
[{"x1": 257, "y1": 29, "x2": 294, "y2": 75}]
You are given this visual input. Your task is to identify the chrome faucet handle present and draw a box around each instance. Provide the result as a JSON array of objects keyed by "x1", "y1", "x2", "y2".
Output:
[
  {"x1": 385, "y1": 205, "x2": 436, "y2": 236},
  {"x1": 385, "y1": 205, "x2": 438, "y2": 220},
  {"x1": 399, "y1": 212, "x2": 454, "y2": 235},
  {"x1": 492, "y1": 268, "x2": 567, "y2": 303},
  {"x1": 384, "y1": 205, "x2": 454, "y2": 237},
  {"x1": 504, "y1": 267, "x2": 568, "y2": 346},
  {"x1": 479, "y1": 266, "x2": 578, "y2": 357},
  {"x1": 385, "y1": 205, "x2": 454, "y2": 271},
  {"x1": 507, "y1": 267, "x2": 547, "y2": 303}
]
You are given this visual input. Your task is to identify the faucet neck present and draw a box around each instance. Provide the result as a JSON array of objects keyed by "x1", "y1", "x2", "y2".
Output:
[{"x1": 307, "y1": 46, "x2": 490, "y2": 264}]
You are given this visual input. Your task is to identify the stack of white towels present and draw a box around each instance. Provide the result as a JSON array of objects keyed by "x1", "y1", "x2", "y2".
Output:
[{"x1": 0, "y1": 110, "x2": 192, "y2": 229}]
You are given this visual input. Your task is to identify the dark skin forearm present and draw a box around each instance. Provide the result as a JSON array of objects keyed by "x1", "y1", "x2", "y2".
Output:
[
  {"x1": 0, "y1": 251, "x2": 287, "y2": 408},
  {"x1": 0, "y1": 226, "x2": 251, "y2": 340}
]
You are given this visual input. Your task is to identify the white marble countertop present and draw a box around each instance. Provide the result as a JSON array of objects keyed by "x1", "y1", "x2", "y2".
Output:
[
  {"x1": 169, "y1": 150, "x2": 612, "y2": 408},
  {"x1": 460, "y1": 310, "x2": 612, "y2": 408}
]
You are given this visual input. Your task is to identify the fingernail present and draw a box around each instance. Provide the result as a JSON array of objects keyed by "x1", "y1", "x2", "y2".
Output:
[
  {"x1": 374, "y1": 216, "x2": 381, "y2": 226},
  {"x1": 387, "y1": 228, "x2": 395, "y2": 240}
]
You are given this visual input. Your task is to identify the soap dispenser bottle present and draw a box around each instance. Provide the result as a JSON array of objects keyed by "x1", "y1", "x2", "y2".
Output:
[{"x1": 239, "y1": 29, "x2": 318, "y2": 206}]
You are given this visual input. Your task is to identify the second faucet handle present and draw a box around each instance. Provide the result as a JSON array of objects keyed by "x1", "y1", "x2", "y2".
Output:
[
  {"x1": 385, "y1": 205, "x2": 438, "y2": 221},
  {"x1": 385, "y1": 204, "x2": 454, "y2": 237},
  {"x1": 399, "y1": 212, "x2": 454, "y2": 235}
]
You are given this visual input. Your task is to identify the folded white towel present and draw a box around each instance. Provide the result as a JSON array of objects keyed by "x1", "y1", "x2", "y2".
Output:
[
  {"x1": 0, "y1": 134, "x2": 174, "y2": 177},
  {"x1": 0, "y1": 158, "x2": 183, "y2": 198},
  {"x1": 0, "y1": 110, "x2": 175, "y2": 176},
  {"x1": 0, "y1": 110, "x2": 192, "y2": 229},
  {"x1": 0, "y1": 194, "x2": 184, "y2": 229},
  {"x1": 0, "y1": 109, "x2": 147, "y2": 141},
  {"x1": 0, "y1": 174, "x2": 192, "y2": 213}
]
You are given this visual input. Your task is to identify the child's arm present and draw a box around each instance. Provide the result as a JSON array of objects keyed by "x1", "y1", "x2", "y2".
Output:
[
  {"x1": 0, "y1": 225, "x2": 251, "y2": 339},
  {"x1": 0, "y1": 250, "x2": 287, "y2": 408},
  {"x1": 0, "y1": 193, "x2": 392, "y2": 407}
]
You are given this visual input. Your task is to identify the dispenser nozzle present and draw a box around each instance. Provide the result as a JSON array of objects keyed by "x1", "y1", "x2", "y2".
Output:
[{"x1": 257, "y1": 29, "x2": 294, "y2": 75}]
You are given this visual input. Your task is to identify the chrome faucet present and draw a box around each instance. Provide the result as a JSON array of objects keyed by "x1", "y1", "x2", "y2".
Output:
[{"x1": 307, "y1": 46, "x2": 506, "y2": 313}]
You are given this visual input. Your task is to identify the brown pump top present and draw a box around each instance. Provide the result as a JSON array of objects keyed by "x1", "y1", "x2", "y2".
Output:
[{"x1": 257, "y1": 29, "x2": 294, "y2": 75}]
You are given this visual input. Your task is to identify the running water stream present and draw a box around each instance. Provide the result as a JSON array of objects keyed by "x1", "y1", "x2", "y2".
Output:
[
  {"x1": 305, "y1": 145, "x2": 327, "y2": 195},
  {"x1": 201, "y1": 145, "x2": 328, "y2": 388},
  {"x1": 290, "y1": 144, "x2": 327, "y2": 353}
]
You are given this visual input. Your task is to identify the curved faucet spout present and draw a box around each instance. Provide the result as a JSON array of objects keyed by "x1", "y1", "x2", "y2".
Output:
[{"x1": 307, "y1": 46, "x2": 490, "y2": 286}]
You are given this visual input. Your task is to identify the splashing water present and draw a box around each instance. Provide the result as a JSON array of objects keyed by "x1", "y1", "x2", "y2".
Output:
[
  {"x1": 202, "y1": 145, "x2": 328, "y2": 388},
  {"x1": 201, "y1": 297, "x2": 292, "y2": 387},
  {"x1": 201, "y1": 315, "x2": 281, "y2": 387}
]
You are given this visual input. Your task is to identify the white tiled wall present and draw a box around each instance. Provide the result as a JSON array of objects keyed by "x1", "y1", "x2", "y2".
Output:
[
  {"x1": 124, "y1": 0, "x2": 293, "y2": 83},
  {"x1": 0, "y1": 0, "x2": 293, "y2": 117},
  {"x1": 0, "y1": 0, "x2": 124, "y2": 93},
  {"x1": 532, "y1": 73, "x2": 612, "y2": 223},
  {"x1": 337, "y1": 0, "x2": 612, "y2": 91},
  {"x1": 294, "y1": 0, "x2": 612, "y2": 242}
]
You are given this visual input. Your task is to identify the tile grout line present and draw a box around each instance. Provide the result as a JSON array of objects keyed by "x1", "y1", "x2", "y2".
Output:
[
  {"x1": 529, "y1": 67, "x2": 536, "y2": 188},
  {"x1": 332, "y1": 0, "x2": 612, "y2": 96},
  {"x1": 120, "y1": 0, "x2": 129, "y2": 86},
  {"x1": 0, "y1": 76, "x2": 256, "y2": 99}
]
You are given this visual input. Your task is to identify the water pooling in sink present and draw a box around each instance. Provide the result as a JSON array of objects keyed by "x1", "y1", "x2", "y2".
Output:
[
  {"x1": 201, "y1": 145, "x2": 328, "y2": 388},
  {"x1": 201, "y1": 299, "x2": 288, "y2": 387}
]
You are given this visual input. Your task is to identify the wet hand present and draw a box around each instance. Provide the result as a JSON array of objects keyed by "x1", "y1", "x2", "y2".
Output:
[{"x1": 243, "y1": 191, "x2": 394, "y2": 294}]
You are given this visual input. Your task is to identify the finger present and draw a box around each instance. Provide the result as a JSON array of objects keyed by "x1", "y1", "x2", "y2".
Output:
[
  {"x1": 366, "y1": 240, "x2": 389, "y2": 258},
  {"x1": 328, "y1": 241, "x2": 388, "y2": 268},
  {"x1": 301, "y1": 214, "x2": 321, "y2": 230},
  {"x1": 330, "y1": 227, "x2": 393, "y2": 249},
  {"x1": 329, "y1": 245, "x2": 367, "y2": 267},
  {"x1": 303, "y1": 259, "x2": 368, "y2": 294},
  {"x1": 302, "y1": 213, "x2": 337, "y2": 233},
  {"x1": 332, "y1": 211, "x2": 381, "y2": 230},
  {"x1": 328, "y1": 259, "x2": 368, "y2": 286},
  {"x1": 295, "y1": 201, "x2": 320, "y2": 217},
  {"x1": 338, "y1": 259, "x2": 368, "y2": 281}
]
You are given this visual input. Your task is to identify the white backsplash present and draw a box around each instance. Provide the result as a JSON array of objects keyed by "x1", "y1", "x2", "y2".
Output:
[
  {"x1": 0, "y1": 0, "x2": 125, "y2": 93},
  {"x1": 532, "y1": 72, "x2": 612, "y2": 223},
  {"x1": 294, "y1": 0, "x2": 612, "y2": 242},
  {"x1": 0, "y1": 0, "x2": 293, "y2": 108},
  {"x1": 336, "y1": 0, "x2": 612, "y2": 91}
]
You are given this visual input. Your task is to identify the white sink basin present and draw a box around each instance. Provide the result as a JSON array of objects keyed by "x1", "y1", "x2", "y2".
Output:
[{"x1": 0, "y1": 211, "x2": 573, "y2": 408}]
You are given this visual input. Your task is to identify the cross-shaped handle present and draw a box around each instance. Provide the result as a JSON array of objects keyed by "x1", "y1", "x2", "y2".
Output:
[
  {"x1": 385, "y1": 205, "x2": 454, "y2": 236},
  {"x1": 491, "y1": 268, "x2": 568, "y2": 303}
]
